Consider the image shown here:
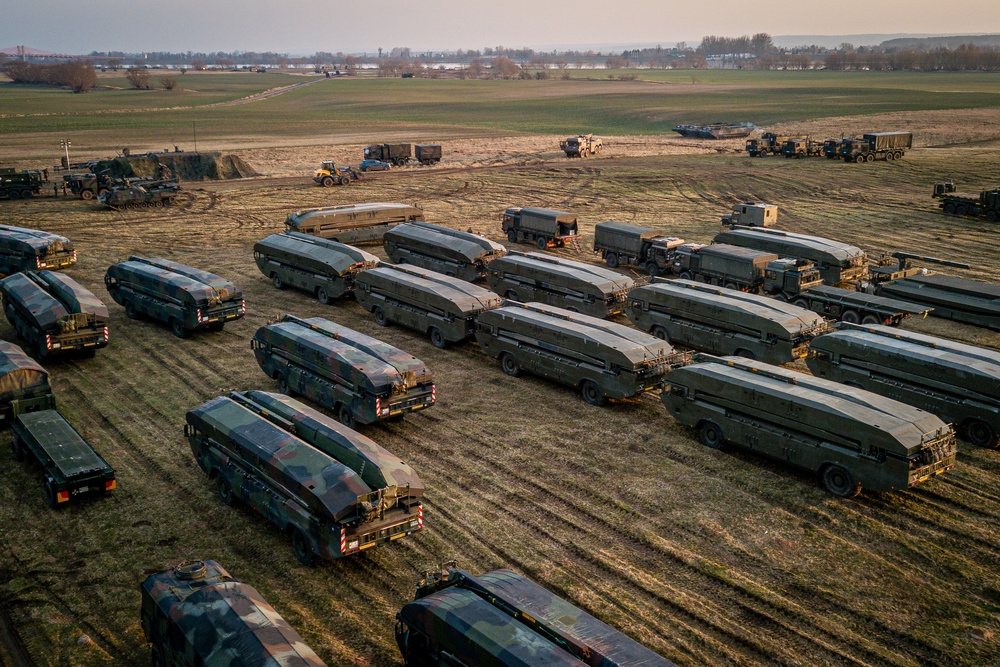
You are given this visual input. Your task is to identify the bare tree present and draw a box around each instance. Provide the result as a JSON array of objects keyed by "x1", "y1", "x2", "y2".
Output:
[
  {"x1": 107, "y1": 58, "x2": 122, "y2": 71},
  {"x1": 62, "y1": 60, "x2": 98, "y2": 93},
  {"x1": 126, "y1": 66, "x2": 152, "y2": 89},
  {"x1": 191, "y1": 60, "x2": 207, "y2": 71},
  {"x1": 160, "y1": 76, "x2": 178, "y2": 90}
]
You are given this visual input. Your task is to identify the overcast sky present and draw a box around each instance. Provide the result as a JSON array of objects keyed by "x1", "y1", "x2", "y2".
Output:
[{"x1": 2, "y1": 0, "x2": 997, "y2": 55}]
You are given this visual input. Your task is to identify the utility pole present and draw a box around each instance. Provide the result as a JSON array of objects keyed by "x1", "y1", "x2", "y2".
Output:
[{"x1": 60, "y1": 138, "x2": 72, "y2": 169}]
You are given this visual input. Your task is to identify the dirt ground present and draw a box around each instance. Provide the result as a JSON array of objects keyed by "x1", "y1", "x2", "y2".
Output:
[{"x1": 0, "y1": 108, "x2": 999, "y2": 667}]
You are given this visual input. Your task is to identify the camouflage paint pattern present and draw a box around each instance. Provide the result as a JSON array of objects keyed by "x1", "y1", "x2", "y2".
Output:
[
  {"x1": 98, "y1": 180, "x2": 180, "y2": 208},
  {"x1": 140, "y1": 560, "x2": 328, "y2": 666},
  {"x1": 0, "y1": 341, "x2": 52, "y2": 425},
  {"x1": 254, "y1": 232, "x2": 379, "y2": 301},
  {"x1": 285, "y1": 203, "x2": 425, "y2": 244},
  {"x1": 713, "y1": 227, "x2": 867, "y2": 286},
  {"x1": 0, "y1": 224, "x2": 77, "y2": 276},
  {"x1": 384, "y1": 222, "x2": 506, "y2": 282}
]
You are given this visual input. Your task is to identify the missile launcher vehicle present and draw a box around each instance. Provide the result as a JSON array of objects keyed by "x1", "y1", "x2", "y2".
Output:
[
  {"x1": 662, "y1": 355, "x2": 957, "y2": 496},
  {"x1": 714, "y1": 226, "x2": 867, "y2": 286},
  {"x1": 0, "y1": 224, "x2": 77, "y2": 277},
  {"x1": 254, "y1": 231, "x2": 379, "y2": 304},
  {"x1": 285, "y1": 203, "x2": 425, "y2": 245},
  {"x1": 0, "y1": 341, "x2": 53, "y2": 425},
  {"x1": 384, "y1": 222, "x2": 506, "y2": 282},
  {"x1": 354, "y1": 263, "x2": 501, "y2": 348}
]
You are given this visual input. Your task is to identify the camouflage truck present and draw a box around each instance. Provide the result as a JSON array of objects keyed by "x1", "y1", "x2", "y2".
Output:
[
  {"x1": 0, "y1": 341, "x2": 53, "y2": 426},
  {"x1": 475, "y1": 301, "x2": 690, "y2": 405},
  {"x1": 62, "y1": 170, "x2": 113, "y2": 200},
  {"x1": 252, "y1": 315, "x2": 436, "y2": 427},
  {"x1": 933, "y1": 181, "x2": 1000, "y2": 222},
  {"x1": 560, "y1": 133, "x2": 603, "y2": 158},
  {"x1": 808, "y1": 323, "x2": 1000, "y2": 448},
  {"x1": 384, "y1": 222, "x2": 506, "y2": 282},
  {"x1": 720, "y1": 201, "x2": 777, "y2": 228},
  {"x1": 414, "y1": 144, "x2": 443, "y2": 165},
  {"x1": 840, "y1": 131, "x2": 912, "y2": 163},
  {"x1": 714, "y1": 226, "x2": 868, "y2": 286},
  {"x1": 668, "y1": 243, "x2": 777, "y2": 291},
  {"x1": 501, "y1": 207, "x2": 580, "y2": 250},
  {"x1": 396, "y1": 563, "x2": 675, "y2": 667},
  {"x1": 781, "y1": 137, "x2": 823, "y2": 158},
  {"x1": 663, "y1": 355, "x2": 957, "y2": 496},
  {"x1": 99, "y1": 180, "x2": 182, "y2": 209},
  {"x1": 141, "y1": 560, "x2": 329, "y2": 665},
  {"x1": 822, "y1": 138, "x2": 849, "y2": 159},
  {"x1": 186, "y1": 394, "x2": 424, "y2": 564},
  {"x1": 12, "y1": 409, "x2": 116, "y2": 508},
  {"x1": 0, "y1": 224, "x2": 77, "y2": 276},
  {"x1": 254, "y1": 231, "x2": 379, "y2": 304},
  {"x1": 104, "y1": 256, "x2": 245, "y2": 338},
  {"x1": 285, "y1": 202, "x2": 425, "y2": 245},
  {"x1": 0, "y1": 168, "x2": 47, "y2": 200},
  {"x1": 745, "y1": 132, "x2": 787, "y2": 157},
  {"x1": 486, "y1": 251, "x2": 635, "y2": 318},
  {"x1": 1, "y1": 271, "x2": 109, "y2": 360},
  {"x1": 354, "y1": 264, "x2": 502, "y2": 348},
  {"x1": 313, "y1": 159, "x2": 357, "y2": 186},
  {"x1": 364, "y1": 143, "x2": 412, "y2": 166},
  {"x1": 592, "y1": 221, "x2": 685, "y2": 276},
  {"x1": 626, "y1": 279, "x2": 831, "y2": 364}
]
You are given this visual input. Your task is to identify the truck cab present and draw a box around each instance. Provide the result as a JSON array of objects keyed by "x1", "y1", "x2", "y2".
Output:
[
  {"x1": 721, "y1": 202, "x2": 777, "y2": 228},
  {"x1": 762, "y1": 258, "x2": 823, "y2": 296}
]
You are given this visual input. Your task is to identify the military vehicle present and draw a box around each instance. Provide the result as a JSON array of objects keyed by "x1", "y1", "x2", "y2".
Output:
[
  {"x1": 501, "y1": 207, "x2": 580, "y2": 250},
  {"x1": 559, "y1": 133, "x2": 603, "y2": 157},
  {"x1": 808, "y1": 323, "x2": 1000, "y2": 448},
  {"x1": 745, "y1": 132, "x2": 788, "y2": 157},
  {"x1": 662, "y1": 355, "x2": 957, "y2": 496},
  {"x1": 714, "y1": 226, "x2": 867, "y2": 286},
  {"x1": 822, "y1": 138, "x2": 849, "y2": 159},
  {"x1": 254, "y1": 231, "x2": 379, "y2": 304},
  {"x1": 313, "y1": 160, "x2": 357, "y2": 186},
  {"x1": 486, "y1": 251, "x2": 635, "y2": 318},
  {"x1": 354, "y1": 264, "x2": 502, "y2": 348},
  {"x1": 252, "y1": 315, "x2": 436, "y2": 427},
  {"x1": 12, "y1": 409, "x2": 116, "y2": 508},
  {"x1": 62, "y1": 170, "x2": 113, "y2": 200},
  {"x1": 285, "y1": 202, "x2": 425, "y2": 244},
  {"x1": 720, "y1": 201, "x2": 777, "y2": 228},
  {"x1": 0, "y1": 167, "x2": 47, "y2": 200},
  {"x1": 396, "y1": 563, "x2": 675, "y2": 667},
  {"x1": 104, "y1": 256, "x2": 245, "y2": 338},
  {"x1": 626, "y1": 280, "x2": 830, "y2": 364},
  {"x1": 781, "y1": 137, "x2": 823, "y2": 158},
  {"x1": 186, "y1": 394, "x2": 424, "y2": 564},
  {"x1": 933, "y1": 182, "x2": 1000, "y2": 221},
  {"x1": 672, "y1": 123, "x2": 756, "y2": 139},
  {"x1": 592, "y1": 221, "x2": 685, "y2": 276},
  {"x1": 0, "y1": 341, "x2": 53, "y2": 426},
  {"x1": 141, "y1": 560, "x2": 329, "y2": 665},
  {"x1": 475, "y1": 301, "x2": 689, "y2": 405},
  {"x1": 364, "y1": 142, "x2": 412, "y2": 166},
  {"x1": 0, "y1": 225, "x2": 77, "y2": 276},
  {"x1": 839, "y1": 132, "x2": 912, "y2": 163},
  {"x1": 414, "y1": 144, "x2": 442, "y2": 165},
  {"x1": 384, "y1": 222, "x2": 506, "y2": 282},
  {"x1": 99, "y1": 179, "x2": 182, "y2": 209},
  {"x1": 1, "y1": 271, "x2": 109, "y2": 360},
  {"x1": 668, "y1": 243, "x2": 779, "y2": 291}
]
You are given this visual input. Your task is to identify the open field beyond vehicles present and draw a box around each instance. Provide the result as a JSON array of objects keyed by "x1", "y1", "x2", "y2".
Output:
[{"x1": 1, "y1": 72, "x2": 1000, "y2": 667}]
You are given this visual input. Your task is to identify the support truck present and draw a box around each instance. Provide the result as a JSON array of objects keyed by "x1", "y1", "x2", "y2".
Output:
[
  {"x1": 592, "y1": 221, "x2": 684, "y2": 276},
  {"x1": 933, "y1": 182, "x2": 1000, "y2": 222},
  {"x1": 501, "y1": 207, "x2": 580, "y2": 250},
  {"x1": 839, "y1": 132, "x2": 912, "y2": 163}
]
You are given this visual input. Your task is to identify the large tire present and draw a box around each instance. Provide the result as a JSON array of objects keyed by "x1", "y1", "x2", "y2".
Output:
[
  {"x1": 679, "y1": 271, "x2": 693, "y2": 281},
  {"x1": 340, "y1": 176, "x2": 350, "y2": 186},
  {"x1": 500, "y1": 352, "x2": 521, "y2": 377},
  {"x1": 316, "y1": 287, "x2": 331, "y2": 305},
  {"x1": 125, "y1": 303, "x2": 139, "y2": 320},
  {"x1": 7, "y1": 190, "x2": 20, "y2": 200},
  {"x1": 822, "y1": 464, "x2": 861, "y2": 497},
  {"x1": 580, "y1": 380, "x2": 605, "y2": 406},
  {"x1": 507, "y1": 229, "x2": 518, "y2": 243},
  {"x1": 271, "y1": 273, "x2": 284, "y2": 290},
  {"x1": 893, "y1": 151, "x2": 903, "y2": 160},
  {"x1": 321, "y1": 176, "x2": 334, "y2": 187},
  {"x1": 965, "y1": 419, "x2": 998, "y2": 448},
  {"x1": 45, "y1": 480, "x2": 59, "y2": 509},
  {"x1": 651, "y1": 325, "x2": 669, "y2": 342},
  {"x1": 840, "y1": 309, "x2": 861, "y2": 324},
  {"x1": 80, "y1": 189, "x2": 95, "y2": 200},
  {"x1": 699, "y1": 421, "x2": 725, "y2": 449},
  {"x1": 735, "y1": 348, "x2": 756, "y2": 360},
  {"x1": 11, "y1": 434, "x2": 25, "y2": 462},
  {"x1": 646, "y1": 261, "x2": 660, "y2": 277},
  {"x1": 605, "y1": 252, "x2": 619, "y2": 269},
  {"x1": 536, "y1": 236, "x2": 548, "y2": 250},
  {"x1": 865, "y1": 153, "x2": 875, "y2": 163},
  {"x1": 861, "y1": 314, "x2": 881, "y2": 325},
  {"x1": 885, "y1": 151, "x2": 894, "y2": 161},
  {"x1": 943, "y1": 202, "x2": 957, "y2": 215},
  {"x1": 171, "y1": 318, "x2": 189, "y2": 339},
  {"x1": 504, "y1": 289, "x2": 519, "y2": 301},
  {"x1": 291, "y1": 528, "x2": 317, "y2": 566},
  {"x1": 956, "y1": 205, "x2": 969, "y2": 217},
  {"x1": 429, "y1": 326, "x2": 447, "y2": 349},
  {"x1": 724, "y1": 282, "x2": 738, "y2": 291},
  {"x1": 216, "y1": 475, "x2": 235, "y2": 506},
  {"x1": 277, "y1": 376, "x2": 291, "y2": 395},
  {"x1": 986, "y1": 210, "x2": 999, "y2": 223},
  {"x1": 855, "y1": 154, "x2": 865, "y2": 164},
  {"x1": 792, "y1": 297, "x2": 810, "y2": 310},
  {"x1": 373, "y1": 306, "x2": 389, "y2": 327},
  {"x1": 338, "y1": 404, "x2": 356, "y2": 428}
]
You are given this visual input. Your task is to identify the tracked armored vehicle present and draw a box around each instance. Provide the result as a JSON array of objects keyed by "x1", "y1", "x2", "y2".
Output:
[
  {"x1": 626, "y1": 280, "x2": 830, "y2": 364},
  {"x1": 714, "y1": 226, "x2": 867, "y2": 286},
  {"x1": 592, "y1": 221, "x2": 685, "y2": 276},
  {"x1": 252, "y1": 315, "x2": 435, "y2": 427},
  {"x1": 808, "y1": 323, "x2": 1000, "y2": 448},
  {"x1": 254, "y1": 231, "x2": 379, "y2": 304},
  {"x1": 141, "y1": 560, "x2": 329, "y2": 665},
  {"x1": 1, "y1": 271, "x2": 109, "y2": 360},
  {"x1": 384, "y1": 222, "x2": 506, "y2": 282},
  {"x1": 396, "y1": 563, "x2": 675, "y2": 667},
  {"x1": 501, "y1": 207, "x2": 580, "y2": 250},
  {"x1": 285, "y1": 203, "x2": 425, "y2": 244},
  {"x1": 0, "y1": 225, "x2": 77, "y2": 276},
  {"x1": 354, "y1": 264, "x2": 501, "y2": 348},
  {"x1": 0, "y1": 341, "x2": 52, "y2": 425},
  {"x1": 662, "y1": 355, "x2": 957, "y2": 496},
  {"x1": 475, "y1": 302, "x2": 689, "y2": 405},
  {"x1": 99, "y1": 179, "x2": 181, "y2": 209},
  {"x1": 105, "y1": 256, "x2": 245, "y2": 338},
  {"x1": 486, "y1": 251, "x2": 635, "y2": 318}
]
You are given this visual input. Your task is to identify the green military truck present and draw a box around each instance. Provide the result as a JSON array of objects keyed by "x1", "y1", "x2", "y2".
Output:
[
  {"x1": 285, "y1": 202, "x2": 425, "y2": 244},
  {"x1": 501, "y1": 207, "x2": 580, "y2": 250},
  {"x1": 104, "y1": 256, "x2": 245, "y2": 338},
  {"x1": 0, "y1": 167, "x2": 47, "y2": 200},
  {"x1": 141, "y1": 560, "x2": 329, "y2": 665},
  {"x1": 626, "y1": 279, "x2": 831, "y2": 364},
  {"x1": 662, "y1": 355, "x2": 957, "y2": 497},
  {"x1": 383, "y1": 222, "x2": 506, "y2": 282},
  {"x1": 839, "y1": 131, "x2": 912, "y2": 163},
  {"x1": 414, "y1": 144, "x2": 443, "y2": 165},
  {"x1": 186, "y1": 394, "x2": 423, "y2": 564},
  {"x1": 933, "y1": 182, "x2": 1000, "y2": 222},
  {"x1": 364, "y1": 142, "x2": 412, "y2": 166},
  {"x1": 254, "y1": 231, "x2": 379, "y2": 304},
  {"x1": 668, "y1": 243, "x2": 778, "y2": 290},
  {"x1": 486, "y1": 251, "x2": 635, "y2": 318},
  {"x1": 592, "y1": 221, "x2": 685, "y2": 276},
  {"x1": 0, "y1": 224, "x2": 77, "y2": 277},
  {"x1": 720, "y1": 201, "x2": 777, "y2": 228},
  {"x1": 1, "y1": 271, "x2": 109, "y2": 360},
  {"x1": 354, "y1": 264, "x2": 502, "y2": 348},
  {"x1": 12, "y1": 409, "x2": 116, "y2": 508},
  {"x1": 396, "y1": 563, "x2": 675, "y2": 667},
  {"x1": 252, "y1": 315, "x2": 436, "y2": 427},
  {"x1": 475, "y1": 301, "x2": 689, "y2": 405},
  {"x1": 0, "y1": 341, "x2": 53, "y2": 426},
  {"x1": 807, "y1": 323, "x2": 1000, "y2": 448},
  {"x1": 781, "y1": 137, "x2": 823, "y2": 158}
]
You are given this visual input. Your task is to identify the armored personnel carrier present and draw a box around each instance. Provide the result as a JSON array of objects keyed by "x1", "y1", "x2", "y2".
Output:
[
  {"x1": 0, "y1": 225, "x2": 77, "y2": 277},
  {"x1": 1, "y1": 271, "x2": 109, "y2": 360},
  {"x1": 475, "y1": 301, "x2": 690, "y2": 405},
  {"x1": 105, "y1": 256, "x2": 245, "y2": 337},
  {"x1": 486, "y1": 251, "x2": 634, "y2": 318},
  {"x1": 252, "y1": 315, "x2": 435, "y2": 427},
  {"x1": 98, "y1": 179, "x2": 181, "y2": 209},
  {"x1": 285, "y1": 202, "x2": 425, "y2": 244},
  {"x1": 354, "y1": 264, "x2": 501, "y2": 348},
  {"x1": 0, "y1": 341, "x2": 52, "y2": 426},
  {"x1": 141, "y1": 560, "x2": 329, "y2": 665},
  {"x1": 592, "y1": 221, "x2": 685, "y2": 276},
  {"x1": 397, "y1": 563, "x2": 675, "y2": 667},
  {"x1": 501, "y1": 207, "x2": 580, "y2": 250},
  {"x1": 384, "y1": 222, "x2": 506, "y2": 282},
  {"x1": 254, "y1": 231, "x2": 379, "y2": 304},
  {"x1": 662, "y1": 355, "x2": 957, "y2": 496},
  {"x1": 714, "y1": 226, "x2": 867, "y2": 286}
]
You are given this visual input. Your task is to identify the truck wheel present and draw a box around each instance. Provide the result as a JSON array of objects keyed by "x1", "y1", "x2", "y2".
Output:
[
  {"x1": 723, "y1": 282, "x2": 738, "y2": 290},
  {"x1": 291, "y1": 528, "x2": 317, "y2": 566},
  {"x1": 855, "y1": 155, "x2": 865, "y2": 164},
  {"x1": 271, "y1": 273, "x2": 284, "y2": 290},
  {"x1": 124, "y1": 304, "x2": 139, "y2": 320},
  {"x1": 943, "y1": 202, "x2": 957, "y2": 215},
  {"x1": 11, "y1": 434, "x2": 25, "y2": 462},
  {"x1": 373, "y1": 306, "x2": 389, "y2": 327},
  {"x1": 986, "y1": 210, "x2": 999, "y2": 222},
  {"x1": 699, "y1": 421, "x2": 725, "y2": 449},
  {"x1": 507, "y1": 230, "x2": 518, "y2": 243},
  {"x1": 735, "y1": 349, "x2": 756, "y2": 360},
  {"x1": 646, "y1": 261, "x2": 660, "y2": 277},
  {"x1": 679, "y1": 271, "x2": 693, "y2": 281},
  {"x1": 7, "y1": 190, "x2": 20, "y2": 200},
  {"x1": 651, "y1": 326, "x2": 669, "y2": 342},
  {"x1": 35, "y1": 340, "x2": 48, "y2": 362},
  {"x1": 81, "y1": 189, "x2": 95, "y2": 200},
  {"x1": 504, "y1": 289, "x2": 519, "y2": 301},
  {"x1": 605, "y1": 253, "x2": 619, "y2": 269},
  {"x1": 885, "y1": 151, "x2": 894, "y2": 161},
  {"x1": 171, "y1": 318, "x2": 190, "y2": 339},
  {"x1": 340, "y1": 176, "x2": 350, "y2": 186},
  {"x1": 822, "y1": 464, "x2": 861, "y2": 497},
  {"x1": 316, "y1": 287, "x2": 330, "y2": 305},
  {"x1": 955, "y1": 205, "x2": 968, "y2": 217},
  {"x1": 894, "y1": 151, "x2": 903, "y2": 159},
  {"x1": 965, "y1": 419, "x2": 998, "y2": 448},
  {"x1": 866, "y1": 154, "x2": 876, "y2": 162},
  {"x1": 321, "y1": 176, "x2": 334, "y2": 187},
  {"x1": 45, "y1": 481, "x2": 59, "y2": 509},
  {"x1": 277, "y1": 376, "x2": 291, "y2": 395},
  {"x1": 337, "y1": 404, "x2": 355, "y2": 428},
  {"x1": 216, "y1": 475, "x2": 236, "y2": 506},
  {"x1": 861, "y1": 314, "x2": 881, "y2": 325},
  {"x1": 500, "y1": 352, "x2": 521, "y2": 377},
  {"x1": 840, "y1": 309, "x2": 861, "y2": 324},
  {"x1": 536, "y1": 237, "x2": 548, "y2": 250},
  {"x1": 580, "y1": 380, "x2": 605, "y2": 406},
  {"x1": 429, "y1": 327, "x2": 447, "y2": 349}
]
